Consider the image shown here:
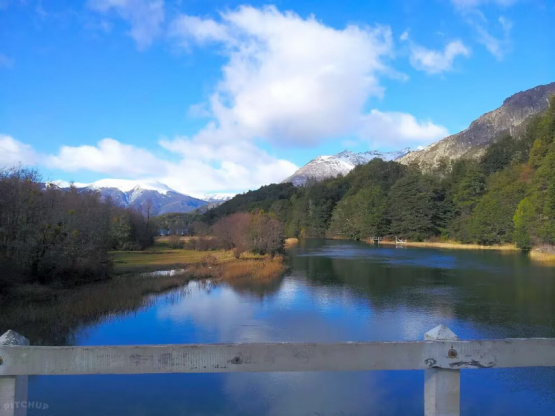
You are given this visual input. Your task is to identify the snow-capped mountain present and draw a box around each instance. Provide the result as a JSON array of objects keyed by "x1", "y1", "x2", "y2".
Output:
[
  {"x1": 195, "y1": 193, "x2": 236, "y2": 203},
  {"x1": 47, "y1": 179, "x2": 210, "y2": 216},
  {"x1": 283, "y1": 149, "x2": 410, "y2": 186}
]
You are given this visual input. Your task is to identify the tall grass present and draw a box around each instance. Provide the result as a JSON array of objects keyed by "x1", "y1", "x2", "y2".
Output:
[
  {"x1": 0, "y1": 272, "x2": 196, "y2": 345},
  {"x1": 220, "y1": 258, "x2": 286, "y2": 282},
  {"x1": 284, "y1": 238, "x2": 299, "y2": 248},
  {"x1": 186, "y1": 256, "x2": 286, "y2": 282},
  {"x1": 530, "y1": 249, "x2": 555, "y2": 265},
  {"x1": 370, "y1": 239, "x2": 519, "y2": 251},
  {"x1": 1, "y1": 244, "x2": 287, "y2": 345}
]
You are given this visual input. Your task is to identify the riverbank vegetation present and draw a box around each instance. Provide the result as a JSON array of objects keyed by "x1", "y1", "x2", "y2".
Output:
[
  {"x1": 1, "y1": 236, "x2": 286, "y2": 343},
  {"x1": 182, "y1": 97, "x2": 555, "y2": 256},
  {"x1": 0, "y1": 168, "x2": 157, "y2": 293}
]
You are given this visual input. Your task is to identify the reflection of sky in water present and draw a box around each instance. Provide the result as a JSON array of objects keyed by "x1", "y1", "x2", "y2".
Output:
[{"x1": 27, "y1": 240, "x2": 555, "y2": 415}]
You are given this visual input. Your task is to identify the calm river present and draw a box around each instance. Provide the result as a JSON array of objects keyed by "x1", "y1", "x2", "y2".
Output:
[{"x1": 22, "y1": 240, "x2": 555, "y2": 415}]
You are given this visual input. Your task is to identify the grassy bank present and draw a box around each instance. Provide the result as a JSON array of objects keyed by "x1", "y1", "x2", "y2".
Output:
[
  {"x1": 359, "y1": 237, "x2": 555, "y2": 266},
  {"x1": 0, "y1": 271, "x2": 198, "y2": 344},
  {"x1": 284, "y1": 238, "x2": 299, "y2": 248},
  {"x1": 2, "y1": 241, "x2": 286, "y2": 344},
  {"x1": 529, "y1": 247, "x2": 555, "y2": 265},
  {"x1": 369, "y1": 239, "x2": 519, "y2": 251},
  {"x1": 111, "y1": 247, "x2": 237, "y2": 274}
]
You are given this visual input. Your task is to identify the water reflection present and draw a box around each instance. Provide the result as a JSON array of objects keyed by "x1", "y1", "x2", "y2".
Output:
[
  {"x1": 17, "y1": 239, "x2": 555, "y2": 415},
  {"x1": 137, "y1": 269, "x2": 188, "y2": 277}
]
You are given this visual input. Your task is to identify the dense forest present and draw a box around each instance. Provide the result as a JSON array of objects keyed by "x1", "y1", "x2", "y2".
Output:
[
  {"x1": 166, "y1": 97, "x2": 555, "y2": 250},
  {"x1": 0, "y1": 168, "x2": 156, "y2": 289}
]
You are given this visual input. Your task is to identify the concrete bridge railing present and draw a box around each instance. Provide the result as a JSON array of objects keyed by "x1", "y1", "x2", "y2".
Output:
[{"x1": 1, "y1": 325, "x2": 554, "y2": 416}]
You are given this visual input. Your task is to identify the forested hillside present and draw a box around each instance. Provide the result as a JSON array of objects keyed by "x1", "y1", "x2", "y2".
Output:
[{"x1": 195, "y1": 97, "x2": 555, "y2": 249}]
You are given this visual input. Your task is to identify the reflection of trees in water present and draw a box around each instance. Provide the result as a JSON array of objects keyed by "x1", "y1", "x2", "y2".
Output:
[
  {"x1": 0, "y1": 275, "x2": 211, "y2": 346},
  {"x1": 221, "y1": 274, "x2": 285, "y2": 299},
  {"x1": 288, "y1": 241, "x2": 555, "y2": 337},
  {"x1": 288, "y1": 240, "x2": 555, "y2": 400},
  {"x1": 0, "y1": 266, "x2": 287, "y2": 347}
]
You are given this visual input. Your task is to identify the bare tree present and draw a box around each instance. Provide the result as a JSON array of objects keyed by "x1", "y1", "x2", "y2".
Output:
[{"x1": 212, "y1": 213, "x2": 252, "y2": 258}]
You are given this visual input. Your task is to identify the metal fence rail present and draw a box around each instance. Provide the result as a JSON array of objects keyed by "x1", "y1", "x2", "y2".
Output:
[{"x1": 1, "y1": 325, "x2": 554, "y2": 416}]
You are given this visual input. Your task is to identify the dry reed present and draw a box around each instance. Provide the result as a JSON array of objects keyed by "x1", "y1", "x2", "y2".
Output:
[
  {"x1": 284, "y1": 238, "x2": 299, "y2": 248},
  {"x1": 368, "y1": 239, "x2": 519, "y2": 251},
  {"x1": 529, "y1": 249, "x2": 555, "y2": 265}
]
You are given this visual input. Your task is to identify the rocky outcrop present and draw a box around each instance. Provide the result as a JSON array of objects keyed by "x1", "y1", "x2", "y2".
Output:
[{"x1": 398, "y1": 82, "x2": 555, "y2": 168}]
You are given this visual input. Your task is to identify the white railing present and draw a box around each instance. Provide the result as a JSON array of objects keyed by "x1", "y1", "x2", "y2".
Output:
[{"x1": 1, "y1": 325, "x2": 554, "y2": 416}]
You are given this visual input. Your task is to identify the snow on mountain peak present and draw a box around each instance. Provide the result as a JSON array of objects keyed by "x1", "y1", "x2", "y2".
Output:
[
  {"x1": 47, "y1": 178, "x2": 213, "y2": 215},
  {"x1": 85, "y1": 179, "x2": 174, "y2": 195},
  {"x1": 283, "y1": 148, "x2": 410, "y2": 186},
  {"x1": 194, "y1": 193, "x2": 236, "y2": 202}
]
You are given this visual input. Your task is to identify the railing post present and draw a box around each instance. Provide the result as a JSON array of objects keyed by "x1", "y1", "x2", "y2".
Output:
[
  {"x1": 0, "y1": 330, "x2": 30, "y2": 416},
  {"x1": 424, "y1": 325, "x2": 460, "y2": 416}
]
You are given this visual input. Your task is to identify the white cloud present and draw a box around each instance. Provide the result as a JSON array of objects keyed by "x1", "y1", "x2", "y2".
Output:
[
  {"x1": 46, "y1": 138, "x2": 166, "y2": 177},
  {"x1": 171, "y1": 6, "x2": 393, "y2": 146},
  {"x1": 408, "y1": 40, "x2": 470, "y2": 74},
  {"x1": 472, "y1": 16, "x2": 512, "y2": 59},
  {"x1": 31, "y1": 135, "x2": 296, "y2": 195},
  {"x1": 0, "y1": 53, "x2": 14, "y2": 69},
  {"x1": 359, "y1": 111, "x2": 449, "y2": 145},
  {"x1": 3, "y1": 6, "x2": 453, "y2": 194},
  {"x1": 0, "y1": 135, "x2": 38, "y2": 167},
  {"x1": 87, "y1": 0, "x2": 164, "y2": 49},
  {"x1": 450, "y1": 0, "x2": 515, "y2": 59},
  {"x1": 170, "y1": 15, "x2": 230, "y2": 46},
  {"x1": 159, "y1": 131, "x2": 298, "y2": 193},
  {"x1": 170, "y1": 5, "x2": 446, "y2": 149}
]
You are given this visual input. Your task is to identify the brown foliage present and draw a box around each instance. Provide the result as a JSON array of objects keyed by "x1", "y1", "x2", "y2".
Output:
[{"x1": 211, "y1": 212, "x2": 285, "y2": 258}]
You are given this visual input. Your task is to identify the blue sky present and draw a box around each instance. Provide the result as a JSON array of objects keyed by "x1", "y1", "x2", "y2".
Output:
[{"x1": 0, "y1": 0, "x2": 553, "y2": 196}]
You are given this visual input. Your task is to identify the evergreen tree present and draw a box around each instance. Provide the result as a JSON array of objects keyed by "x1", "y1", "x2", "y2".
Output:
[
  {"x1": 468, "y1": 165, "x2": 527, "y2": 245},
  {"x1": 387, "y1": 172, "x2": 438, "y2": 240},
  {"x1": 328, "y1": 186, "x2": 388, "y2": 239}
]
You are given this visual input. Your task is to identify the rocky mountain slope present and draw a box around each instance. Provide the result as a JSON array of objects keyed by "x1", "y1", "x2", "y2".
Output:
[
  {"x1": 48, "y1": 179, "x2": 228, "y2": 216},
  {"x1": 399, "y1": 82, "x2": 555, "y2": 168},
  {"x1": 283, "y1": 149, "x2": 409, "y2": 186}
]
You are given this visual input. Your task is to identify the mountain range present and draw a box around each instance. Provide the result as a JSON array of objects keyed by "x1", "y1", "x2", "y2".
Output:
[
  {"x1": 283, "y1": 149, "x2": 410, "y2": 186},
  {"x1": 48, "y1": 179, "x2": 234, "y2": 216},
  {"x1": 49, "y1": 82, "x2": 555, "y2": 215},
  {"x1": 282, "y1": 82, "x2": 555, "y2": 185}
]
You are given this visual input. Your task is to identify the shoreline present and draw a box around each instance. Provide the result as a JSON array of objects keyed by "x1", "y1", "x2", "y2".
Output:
[
  {"x1": 2, "y1": 246, "x2": 286, "y2": 305},
  {"x1": 367, "y1": 239, "x2": 519, "y2": 251},
  {"x1": 529, "y1": 247, "x2": 555, "y2": 265}
]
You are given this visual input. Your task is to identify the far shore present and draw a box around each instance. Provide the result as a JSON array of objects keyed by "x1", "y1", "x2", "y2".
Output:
[
  {"x1": 369, "y1": 239, "x2": 519, "y2": 251},
  {"x1": 325, "y1": 236, "x2": 554, "y2": 266}
]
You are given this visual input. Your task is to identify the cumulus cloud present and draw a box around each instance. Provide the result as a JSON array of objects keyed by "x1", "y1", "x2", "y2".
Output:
[
  {"x1": 6, "y1": 134, "x2": 295, "y2": 195},
  {"x1": 4, "y1": 6, "x2": 452, "y2": 194},
  {"x1": 87, "y1": 0, "x2": 164, "y2": 49},
  {"x1": 0, "y1": 135, "x2": 38, "y2": 167},
  {"x1": 159, "y1": 131, "x2": 298, "y2": 193},
  {"x1": 46, "y1": 138, "x2": 167, "y2": 177},
  {"x1": 359, "y1": 111, "x2": 449, "y2": 145},
  {"x1": 169, "y1": 5, "x2": 447, "y2": 149},
  {"x1": 408, "y1": 40, "x2": 470, "y2": 74}
]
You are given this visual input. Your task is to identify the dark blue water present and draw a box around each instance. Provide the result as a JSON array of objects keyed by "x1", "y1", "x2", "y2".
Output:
[{"x1": 26, "y1": 240, "x2": 555, "y2": 415}]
